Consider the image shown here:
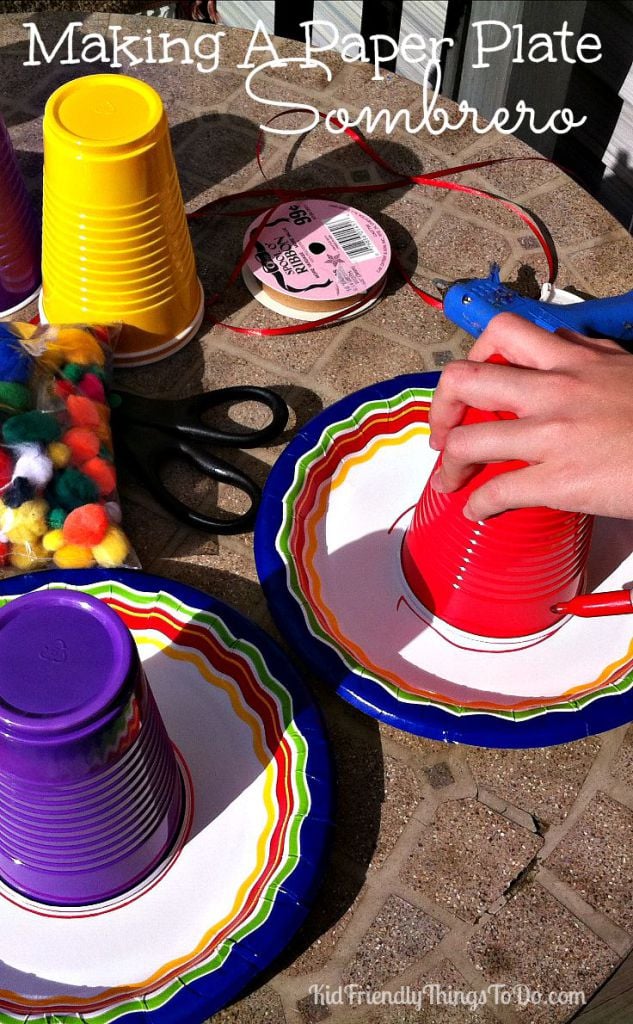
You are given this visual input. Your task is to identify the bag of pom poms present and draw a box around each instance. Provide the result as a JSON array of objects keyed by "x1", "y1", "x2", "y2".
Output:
[{"x1": 0, "y1": 322, "x2": 140, "y2": 574}]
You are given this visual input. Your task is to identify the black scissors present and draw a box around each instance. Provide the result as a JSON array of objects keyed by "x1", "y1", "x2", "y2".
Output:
[{"x1": 111, "y1": 386, "x2": 288, "y2": 534}]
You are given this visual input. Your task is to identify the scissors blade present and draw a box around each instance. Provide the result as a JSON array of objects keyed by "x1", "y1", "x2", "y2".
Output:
[{"x1": 115, "y1": 424, "x2": 261, "y2": 534}]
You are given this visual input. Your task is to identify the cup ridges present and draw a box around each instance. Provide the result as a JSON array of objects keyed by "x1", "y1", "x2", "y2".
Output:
[
  {"x1": 402, "y1": 461, "x2": 595, "y2": 637},
  {"x1": 0, "y1": 115, "x2": 41, "y2": 305},
  {"x1": 0, "y1": 687, "x2": 178, "y2": 870},
  {"x1": 41, "y1": 250, "x2": 196, "y2": 292},
  {"x1": 0, "y1": 590, "x2": 184, "y2": 904},
  {"x1": 41, "y1": 73, "x2": 198, "y2": 385},
  {"x1": 0, "y1": 764, "x2": 180, "y2": 869}
]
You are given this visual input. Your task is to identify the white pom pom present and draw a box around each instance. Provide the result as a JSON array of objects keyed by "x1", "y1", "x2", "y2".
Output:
[
  {"x1": 105, "y1": 501, "x2": 122, "y2": 524},
  {"x1": 12, "y1": 444, "x2": 54, "y2": 490}
]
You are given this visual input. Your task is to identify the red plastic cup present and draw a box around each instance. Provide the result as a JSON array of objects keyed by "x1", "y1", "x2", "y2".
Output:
[
  {"x1": 0, "y1": 114, "x2": 41, "y2": 316},
  {"x1": 0, "y1": 591, "x2": 183, "y2": 906},
  {"x1": 401, "y1": 366, "x2": 593, "y2": 639}
]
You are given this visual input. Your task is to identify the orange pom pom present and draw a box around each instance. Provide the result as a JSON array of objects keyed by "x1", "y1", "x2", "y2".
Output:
[
  {"x1": 95, "y1": 421, "x2": 113, "y2": 445},
  {"x1": 82, "y1": 457, "x2": 117, "y2": 496},
  {"x1": 96, "y1": 402, "x2": 111, "y2": 426},
  {"x1": 62, "y1": 503, "x2": 109, "y2": 546},
  {"x1": 66, "y1": 394, "x2": 101, "y2": 429},
  {"x1": 62, "y1": 427, "x2": 100, "y2": 466}
]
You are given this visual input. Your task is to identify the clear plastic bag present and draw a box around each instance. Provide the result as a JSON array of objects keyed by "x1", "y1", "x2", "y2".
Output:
[{"x1": 0, "y1": 322, "x2": 140, "y2": 574}]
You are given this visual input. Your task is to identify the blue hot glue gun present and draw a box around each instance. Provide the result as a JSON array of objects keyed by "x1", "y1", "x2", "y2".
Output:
[{"x1": 443, "y1": 265, "x2": 633, "y2": 346}]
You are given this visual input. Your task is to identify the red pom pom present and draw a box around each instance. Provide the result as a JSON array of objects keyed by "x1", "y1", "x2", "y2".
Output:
[
  {"x1": 82, "y1": 457, "x2": 117, "y2": 496},
  {"x1": 67, "y1": 394, "x2": 101, "y2": 429},
  {"x1": 62, "y1": 503, "x2": 109, "y2": 546},
  {"x1": 78, "y1": 373, "x2": 106, "y2": 404},
  {"x1": 54, "y1": 379, "x2": 75, "y2": 400},
  {"x1": 0, "y1": 449, "x2": 13, "y2": 490},
  {"x1": 62, "y1": 427, "x2": 100, "y2": 466},
  {"x1": 0, "y1": 540, "x2": 9, "y2": 566}
]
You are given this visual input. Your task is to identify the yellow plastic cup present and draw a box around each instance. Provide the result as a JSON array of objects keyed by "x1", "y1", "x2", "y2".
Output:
[{"x1": 40, "y1": 75, "x2": 204, "y2": 366}]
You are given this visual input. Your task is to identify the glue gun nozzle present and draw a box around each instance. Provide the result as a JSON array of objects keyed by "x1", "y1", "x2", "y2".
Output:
[{"x1": 433, "y1": 278, "x2": 452, "y2": 298}]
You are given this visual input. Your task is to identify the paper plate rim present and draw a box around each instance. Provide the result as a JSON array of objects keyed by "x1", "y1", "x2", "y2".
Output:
[
  {"x1": 0, "y1": 568, "x2": 334, "y2": 1024},
  {"x1": 254, "y1": 372, "x2": 633, "y2": 748}
]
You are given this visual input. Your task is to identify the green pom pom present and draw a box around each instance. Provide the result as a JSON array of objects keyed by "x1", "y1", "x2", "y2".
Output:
[
  {"x1": 99, "y1": 443, "x2": 113, "y2": 461},
  {"x1": 51, "y1": 468, "x2": 99, "y2": 510},
  {"x1": 62, "y1": 363, "x2": 85, "y2": 383},
  {"x1": 2, "y1": 411, "x2": 61, "y2": 445},
  {"x1": 48, "y1": 506, "x2": 67, "y2": 529},
  {"x1": 0, "y1": 381, "x2": 31, "y2": 413},
  {"x1": 87, "y1": 364, "x2": 107, "y2": 382}
]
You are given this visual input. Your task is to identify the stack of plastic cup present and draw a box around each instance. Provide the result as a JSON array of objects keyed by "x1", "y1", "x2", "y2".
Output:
[
  {"x1": 40, "y1": 75, "x2": 204, "y2": 366},
  {"x1": 401, "y1": 399, "x2": 594, "y2": 639},
  {"x1": 0, "y1": 591, "x2": 183, "y2": 906},
  {"x1": 0, "y1": 114, "x2": 41, "y2": 317}
]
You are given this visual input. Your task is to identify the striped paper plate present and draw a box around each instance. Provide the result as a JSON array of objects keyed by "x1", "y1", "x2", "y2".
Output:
[
  {"x1": 0, "y1": 569, "x2": 332, "y2": 1023},
  {"x1": 255, "y1": 373, "x2": 633, "y2": 747}
]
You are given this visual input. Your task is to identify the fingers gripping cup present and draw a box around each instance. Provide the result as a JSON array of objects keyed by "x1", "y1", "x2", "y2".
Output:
[
  {"x1": 0, "y1": 114, "x2": 41, "y2": 316},
  {"x1": 40, "y1": 75, "x2": 204, "y2": 366},
  {"x1": 401, "y1": 381, "x2": 594, "y2": 641},
  {"x1": 0, "y1": 591, "x2": 183, "y2": 906}
]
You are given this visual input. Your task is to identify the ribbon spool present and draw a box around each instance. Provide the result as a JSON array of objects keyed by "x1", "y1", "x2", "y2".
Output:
[
  {"x1": 401, "y1": 357, "x2": 594, "y2": 641},
  {"x1": 242, "y1": 198, "x2": 390, "y2": 321},
  {"x1": 189, "y1": 109, "x2": 558, "y2": 338}
]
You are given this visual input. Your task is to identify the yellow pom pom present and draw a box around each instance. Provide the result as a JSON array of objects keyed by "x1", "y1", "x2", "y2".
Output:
[
  {"x1": 12, "y1": 321, "x2": 39, "y2": 340},
  {"x1": 0, "y1": 501, "x2": 14, "y2": 534},
  {"x1": 7, "y1": 524, "x2": 36, "y2": 544},
  {"x1": 23, "y1": 497, "x2": 48, "y2": 521},
  {"x1": 8, "y1": 499, "x2": 48, "y2": 541},
  {"x1": 92, "y1": 526, "x2": 129, "y2": 568},
  {"x1": 42, "y1": 528, "x2": 65, "y2": 552},
  {"x1": 10, "y1": 542, "x2": 47, "y2": 570},
  {"x1": 53, "y1": 543, "x2": 95, "y2": 569},
  {"x1": 43, "y1": 328, "x2": 106, "y2": 368},
  {"x1": 48, "y1": 442, "x2": 71, "y2": 469}
]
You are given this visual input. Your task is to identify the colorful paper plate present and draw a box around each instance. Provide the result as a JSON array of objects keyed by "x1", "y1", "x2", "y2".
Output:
[
  {"x1": 0, "y1": 569, "x2": 332, "y2": 1023},
  {"x1": 255, "y1": 373, "x2": 633, "y2": 747}
]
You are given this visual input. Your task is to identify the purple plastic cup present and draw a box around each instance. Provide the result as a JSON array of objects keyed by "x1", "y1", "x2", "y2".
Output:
[
  {"x1": 0, "y1": 113, "x2": 41, "y2": 316},
  {"x1": 0, "y1": 590, "x2": 183, "y2": 906}
]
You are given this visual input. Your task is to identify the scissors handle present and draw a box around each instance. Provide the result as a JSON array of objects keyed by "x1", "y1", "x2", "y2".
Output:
[
  {"x1": 114, "y1": 386, "x2": 289, "y2": 447},
  {"x1": 184, "y1": 386, "x2": 289, "y2": 447},
  {"x1": 119, "y1": 428, "x2": 261, "y2": 534}
]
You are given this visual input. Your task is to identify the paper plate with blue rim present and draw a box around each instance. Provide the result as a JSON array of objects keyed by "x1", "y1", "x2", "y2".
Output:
[
  {"x1": 255, "y1": 372, "x2": 633, "y2": 748},
  {"x1": 0, "y1": 568, "x2": 332, "y2": 1023}
]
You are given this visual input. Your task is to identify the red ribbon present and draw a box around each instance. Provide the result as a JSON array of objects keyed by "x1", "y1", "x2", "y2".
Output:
[{"x1": 189, "y1": 109, "x2": 557, "y2": 335}]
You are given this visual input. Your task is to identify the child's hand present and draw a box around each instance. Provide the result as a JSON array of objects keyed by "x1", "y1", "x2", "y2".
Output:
[{"x1": 428, "y1": 312, "x2": 633, "y2": 520}]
